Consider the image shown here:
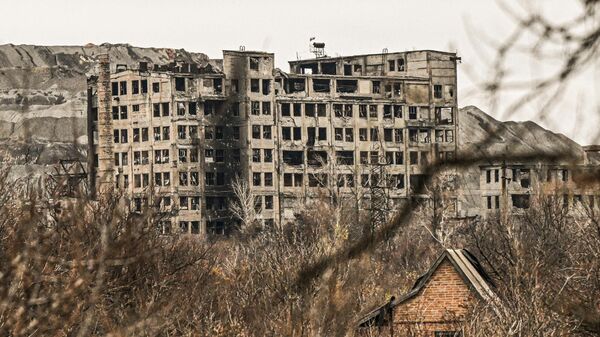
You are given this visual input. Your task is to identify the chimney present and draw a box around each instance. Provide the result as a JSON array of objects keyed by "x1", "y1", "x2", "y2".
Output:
[{"x1": 96, "y1": 54, "x2": 115, "y2": 196}]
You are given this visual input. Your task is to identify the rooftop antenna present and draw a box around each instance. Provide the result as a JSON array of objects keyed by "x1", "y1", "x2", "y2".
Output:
[{"x1": 309, "y1": 37, "x2": 326, "y2": 58}]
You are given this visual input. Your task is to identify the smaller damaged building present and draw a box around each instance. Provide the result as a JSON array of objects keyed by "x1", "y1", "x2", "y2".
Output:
[{"x1": 357, "y1": 249, "x2": 497, "y2": 337}]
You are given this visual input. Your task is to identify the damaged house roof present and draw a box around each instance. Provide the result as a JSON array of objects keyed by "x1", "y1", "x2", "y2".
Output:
[{"x1": 357, "y1": 249, "x2": 498, "y2": 327}]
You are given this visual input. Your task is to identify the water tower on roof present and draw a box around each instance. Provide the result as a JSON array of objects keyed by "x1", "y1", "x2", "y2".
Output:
[{"x1": 309, "y1": 37, "x2": 326, "y2": 58}]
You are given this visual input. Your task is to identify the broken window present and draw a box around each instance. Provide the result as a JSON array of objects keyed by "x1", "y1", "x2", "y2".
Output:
[
  {"x1": 336, "y1": 79, "x2": 357, "y2": 93},
  {"x1": 446, "y1": 130, "x2": 454, "y2": 143},
  {"x1": 344, "y1": 104, "x2": 353, "y2": 117},
  {"x1": 359, "y1": 128, "x2": 367, "y2": 141},
  {"x1": 153, "y1": 104, "x2": 160, "y2": 117},
  {"x1": 308, "y1": 151, "x2": 327, "y2": 166},
  {"x1": 359, "y1": 105, "x2": 367, "y2": 118},
  {"x1": 436, "y1": 107, "x2": 453, "y2": 124},
  {"x1": 262, "y1": 79, "x2": 270, "y2": 95},
  {"x1": 120, "y1": 129, "x2": 128, "y2": 143},
  {"x1": 191, "y1": 125, "x2": 199, "y2": 139},
  {"x1": 512, "y1": 194, "x2": 530, "y2": 209},
  {"x1": 120, "y1": 106, "x2": 128, "y2": 119},
  {"x1": 262, "y1": 101, "x2": 271, "y2": 115},
  {"x1": 334, "y1": 104, "x2": 343, "y2": 117},
  {"x1": 394, "y1": 129, "x2": 403, "y2": 143},
  {"x1": 370, "y1": 151, "x2": 379, "y2": 164},
  {"x1": 250, "y1": 79, "x2": 260, "y2": 93},
  {"x1": 282, "y1": 127, "x2": 291, "y2": 140},
  {"x1": 313, "y1": 79, "x2": 330, "y2": 93},
  {"x1": 111, "y1": 82, "x2": 118, "y2": 96},
  {"x1": 397, "y1": 58, "x2": 405, "y2": 71},
  {"x1": 231, "y1": 79, "x2": 239, "y2": 93},
  {"x1": 317, "y1": 104, "x2": 327, "y2": 116},
  {"x1": 249, "y1": 57, "x2": 259, "y2": 70},
  {"x1": 141, "y1": 80, "x2": 148, "y2": 94},
  {"x1": 394, "y1": 105, "x2": 402, "y2": 118},
  {"x1": 214, "y1": 78, "x2": 222, "y2": 94},
  {"x1": 177, "y1": 125, "x2": 186, "y2": 139},
  {"x1": 179, "y1": 149, "x2": 188, "y2": 163},
  {"x1": 177, "y1": 102, "x2": 186, "y2": 116},
  {"x1": 383, "y1": 105, "x2": 392, "y2": 119},
  {"x1": 353, "y1": 64, "x2": 362, "y2": 73},
  {"x1": 162, "y1": 126, "x2": 170, "y2": 141},
  {"x1": 119, "y1": 81, "x2": 127, "y2": 95},
  {"x1": 419, "y1": 129, "x2": 430, "y2": 143},
  {"x1": 132, "y1": 104, "x2": 140, "y2": 112},
  {"x1": 152, "y1": 82, "x2": 160, "y2": 93},
  {"x1": 345, "y1": 128, "x2": 353, "y2": 142},
  {"x1": 372, "y1": 81, "x2": 381, "y2": 94},
  {"x1": 388, "y1": 59, "x2": 396, "y2": 72},
  {"x1": 264, "y1": 173, "x2": 273, "y2": 187},
  {"x1": 283, "y1": 151, "x2": 303, "y2": 166},
  {"x1": 205, "y1": 126, "x2": 214, "y2": 139},
  {"x1": 281, "y1": 103, "x2": 290, "y2": 116},
  {"x1": 251, "y1": 101, "x2": 260, "y2": 115},
  {"x1": 318, "y1": 127, "x2": 327, "y2": 140},
  {"x1": 409, "y1": 151, "x2": 419, "y2": 165},
  {"x1": 409, "y1": 106, "x2": 418, "y2": 120},
  {"x1": 336, "y1": 151, "x2": 354, "y2": 165},
  {"x1": 344, "y1": 64, "x2": 352, "y2": 76},
  {"x1": 384, "y1": 128, "x2": 393, "y2": 142},
  {"x1": 175, "y1": 77, "x2": 186, "y2": 91},
  {"x1": 300, "y1": 63, "x2": 317, "y2": 74},
  {"x1": 287, "y1": 78, "x2": 306, "y2": 93},
  {"x1": 293, "y1": 103, "x2": 302, "y2": 116},
  {"x1": 179, "y1": 172, "x2": 188, "y2": 186},
  {"x1": 284, "y1": 173, "x2": 293, "y2": 186},
  {"x1": 132, "y1": 80, "x2": 139, "y2": 94},
  {"x1": 307, "y1": 127, "x2": 316, "y2": 145},
  {"x1": 305, "y1": 103, "x2": 315, "y2": 117},
  {"x1": 335, "y1": 128, "x2": 343, "y2": 141},
  {"x1": 321, "y1": 62, "x2": 337, "y2": 75},
  {"x1": 232, "y1": 127, "x2": 240, "y2": 140},
  {"x1": 393, "y1": 83, "x2": 401, "y2": 96},
  {"x1": 369, "y1": 105, "x2": 378, "y2": 119},
  {"x1": 162, "y1": 102, "x2": 170, "y2": 116},
  {"x1": 215, "y1": 149, "x2": 224, "y2": 163},
  {"x1": 189, "y1": 102, "x2": 197, "y2": 116},
  {"x1": 263, "y1": 126, "x2": 272, "y2": 139},
  {"x1": 264, "y1": 149, "x2": 272, "y2": 162},
  {"x1": 360, "y1": 151, "x2": 369, "y2": 164},
  {"x1": 434, "y1": 84, "x2": 442, "y2": 99},
  {"x1": 370, "y1": 128, "x2": 379, "y2": 141},
  {"x1": 141, "y1": 128, "x2": 148, "y2": 142},
  {"x1": 252, "y1": 125, "x2": 261, "y2": 139},
  {"x1": 408, "y1": 128, "x2": 418, "y2": 143},
  {"x1": 293, "y1": 127, "x2": 301, "y2": 140}
]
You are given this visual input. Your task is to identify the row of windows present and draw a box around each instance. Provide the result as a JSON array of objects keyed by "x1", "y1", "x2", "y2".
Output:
[
  {"x1": 111, "y1": 80, "x2": 153, "y2": 96},
  {"x1": 112, "y1": 125, "x2": 242, "y2": 144},
  {"x1": 282, "y1": 173, "x2": 406, "y2": 189}
]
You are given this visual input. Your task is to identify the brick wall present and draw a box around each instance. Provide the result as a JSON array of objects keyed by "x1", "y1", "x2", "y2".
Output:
[{"x1": 392, "y1": 259, "x2": 473, "y2": 336}]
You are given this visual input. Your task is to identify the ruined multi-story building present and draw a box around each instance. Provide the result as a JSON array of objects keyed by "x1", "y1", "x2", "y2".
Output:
[
  {"x1": 478, "y1": 162, "x2": 600, "y2": 218},
  {"x1": 87, "y1": 48, "x2": 459, "y2": 236}
]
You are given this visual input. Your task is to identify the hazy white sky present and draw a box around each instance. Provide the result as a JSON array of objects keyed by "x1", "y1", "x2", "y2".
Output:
[{"x1": 2, "y1": 0, "x2": 598, "y2": 145}]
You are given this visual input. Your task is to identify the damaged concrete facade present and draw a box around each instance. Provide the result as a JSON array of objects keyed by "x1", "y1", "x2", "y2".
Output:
[
  {"x1": 87, "y1": 49, "x2": 459, "y2": 236},
  {"x1": 479, "y1": 162, "x2": 600, "y2": 218}
]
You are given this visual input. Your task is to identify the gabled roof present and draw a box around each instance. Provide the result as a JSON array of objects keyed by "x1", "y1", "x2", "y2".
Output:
[{"x1": 358, "y1": 249, "x2": 498, "y2": 327}]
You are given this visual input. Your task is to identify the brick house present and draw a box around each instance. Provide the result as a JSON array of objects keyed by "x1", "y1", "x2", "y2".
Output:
[{"x1": 357, "y1": 249, "x2": 498, "y2": 337}]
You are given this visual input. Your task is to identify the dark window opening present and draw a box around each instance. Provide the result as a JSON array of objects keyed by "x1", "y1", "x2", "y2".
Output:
[
  {"x1": 336, "y1": 151, "x2": 354, "y2": 165},
  {"x1": 321, "y1": 62, "x2": 337, "y2": 75},
  {"x1": 308, "y1": 151, "x2": 327, "y2": 166},
  {"x1": 249, "y1": 57, "x2": 259, "y2": 70},
  {"x1": 313, "y1": 79, "x2": 330, "y2": 93},
  {"x1": 512, "y1": 194, "x2": 530, "y2": 209},
  {"x1": 175, "y1": 77, "x2": 186, "y2": 91},
  {"x1": 287, "y1": 78, "x2": 306, "y2": 93},
  {"x1": 141, "y1": 79, "x2": 148, "y2": 93},
  {"x1": 262, "y1": 79, "x2": 270, "y2": 95},
  {"x1": 283, "y1": 151, "x2": 303, "y2": 165},
  {"x1": 250, "y1": 79, "x2": 260, "y2": 93},
  {"x1": 300, "y1": 63, "x2": 317, "y2": 74},
  {"x1": 343, "y1": 64, "x2": 352, "y2": 76},
  {"x1": 336, "y1": 79, "x2": 358, "y2": 93},
  {"x1": 132, "y1": 80, "x2": 139, "y2": 94}
]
